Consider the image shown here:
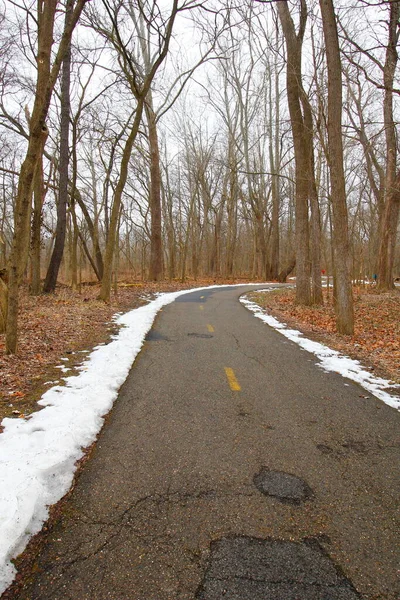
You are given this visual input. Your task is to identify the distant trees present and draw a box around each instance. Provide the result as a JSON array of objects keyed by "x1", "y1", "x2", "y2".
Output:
[
  {"x1": 340, "y1": 0, "x2": 400, "y2": 291},
  {"x1": 0, "y1": 0, "x2": 399, "y2": 351}
]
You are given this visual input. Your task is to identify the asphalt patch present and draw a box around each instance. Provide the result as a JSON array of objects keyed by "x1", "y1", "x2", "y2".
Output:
[
  {"x1": 175, "y1": 294, "x2": 208, "y2": 302},
  {"x1": 145, "y1": 330, "x2": 170, "y2": 342},
  {"x1": 188, "y1": 333, "x2": 214, "y2": 339},
  {"x1": 196, "y1": 536, "x2": 361, "y2": 600},
  {"x1": 253, "y1": 467, "x2": 313, "y2": 504}
]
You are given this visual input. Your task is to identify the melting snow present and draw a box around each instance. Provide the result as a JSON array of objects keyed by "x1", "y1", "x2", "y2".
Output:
[{"x1": 240, "y1": 295, "x2": 400, "y2": 411}]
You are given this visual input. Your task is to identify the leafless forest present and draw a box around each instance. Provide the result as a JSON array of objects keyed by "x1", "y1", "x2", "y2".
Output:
[{"x1": 0, "y1": 0, "x2": 399, "y2": 352}]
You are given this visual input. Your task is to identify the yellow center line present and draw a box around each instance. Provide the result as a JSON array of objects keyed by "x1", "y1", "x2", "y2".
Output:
[
  {"x1": 225, "y1": 367, "x2": 241, "y2": 391},
  {"x1": 207, "y1": 324, "x2": 214, "y2": 333},
  {"x1": 199, "y1": 305, "x2": 204, "y2": 311}
]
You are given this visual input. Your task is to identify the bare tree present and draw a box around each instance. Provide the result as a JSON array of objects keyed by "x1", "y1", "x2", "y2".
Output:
[
  {"x1": 88, "y1": 0, "x2": 182, "y2": 300},
  {"x1": 377, "y1": 0, "x2": 400, "y2": 289},
  {"x1": 43, "y1": 0, "x2": 74, "y2": 293},
  {"x1": 6, "y1": 0, "x2": 88, "y2": 353},
  {"x1": 319, "y1": 0, "x2": 354, "y2": 334},
  {"x1": 277, "y1": 0, "x2": 312, "y2": 304}
]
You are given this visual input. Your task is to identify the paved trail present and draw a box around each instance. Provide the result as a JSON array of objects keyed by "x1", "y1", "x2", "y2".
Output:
[{"x1": 8, "y1": 286, "x2": 400, "y2": 600}]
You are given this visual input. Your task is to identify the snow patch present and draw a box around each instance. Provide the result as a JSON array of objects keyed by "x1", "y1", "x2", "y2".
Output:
[{"x1": 240, "y1": 295, "x2": 400, "y2": 411}]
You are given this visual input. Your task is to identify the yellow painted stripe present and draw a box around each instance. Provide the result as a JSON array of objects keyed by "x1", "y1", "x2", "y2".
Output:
[
  {"x1": 207, "y1": 324, "x2": 214, "y2": 333},
  {"x1": 200, "y1": 295, "x2": 205, "y2": 299},
  {"x1": 225, "y1": 367, "x2": 241, "y2": 391},
  {"x1": 199, "y1": 305, "x2": 204, "y2": 311}
]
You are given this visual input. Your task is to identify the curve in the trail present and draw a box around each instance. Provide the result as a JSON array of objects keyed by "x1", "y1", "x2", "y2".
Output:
[{"x1": 4, "y1": 285, "x2": 400, "y2": 600}]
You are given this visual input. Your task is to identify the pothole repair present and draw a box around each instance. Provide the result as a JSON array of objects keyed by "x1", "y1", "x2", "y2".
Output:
[
  {"x1": 187, "y1": 333, "x2": 214, "y2": 339},
  {"x1": 253, "y1": 467, "x2": 313, "y2": 505},
  {"x1": 145, "y1": 330, "x2": 170, "y2": 342},
  {"x1": 196, "y1": 536, "x2": 361, "y2": 600}
]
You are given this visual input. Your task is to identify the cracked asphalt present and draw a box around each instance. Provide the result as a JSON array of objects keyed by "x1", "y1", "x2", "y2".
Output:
[{"x1": 7, "y1": 286, "x2": 400, "y2": 600}]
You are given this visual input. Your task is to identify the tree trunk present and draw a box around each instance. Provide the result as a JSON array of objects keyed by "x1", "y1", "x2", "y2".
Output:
[
  {"x1": 278, "y1": 257, "x2": 296, "y2": 283},
  {"x1": 30, "y1": 141, "x2": 47, "y2": 295},
  {"x1": 70, "y1": 203, "x2": 79, "y2": 290},
  {"x1": 73, "y1": 188, "x2": 104, "y2": 280},
  {"x1": 277, "y1": 0, "x2": 311, "y2": 305},
  {"x1": 5, "y1": 0, "x2": 88, "y2": 353},
  {"x1": 100, "y1": 104, "x2": 144, "y2": 302},
  {"x1": 0, "y1": 273, "x2": 7, "y2": 333},
  {"x1": 319, "y1": 0, "x2": 354, "y2": 334},
  {"x1": 302, "y1": 92, "x2": 323, "y2": 304},
  {"x1": 146, "y1": 99, "x2": 163, "y2": 281},
  {"x1": 43, "y1": 0, "x2": 73, "y2": 293},
  {"x1": 225, "y1": 143, "x2": 238, "y2": 277},
  {"x1": 269, "y1": 24, "x2": 281, "y2": 280},
  {"x1": 378, "y1": 170, "x2": 400, "y2": 288},
  {"x1": 162, "y1": 178, "x2": 176, "y2": 280},
  {"x1": 377, "y1": 0, "x2": 399, "y2": 290}
]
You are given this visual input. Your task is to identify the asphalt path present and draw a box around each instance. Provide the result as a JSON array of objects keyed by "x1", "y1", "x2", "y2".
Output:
[{"x1": 7, "y1": 285, "x2": 400, "y2": 600}]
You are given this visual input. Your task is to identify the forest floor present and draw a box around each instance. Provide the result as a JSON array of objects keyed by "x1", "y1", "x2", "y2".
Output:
[{"x1": 0, "y1": 280, "x2": 399, "y2": 430}]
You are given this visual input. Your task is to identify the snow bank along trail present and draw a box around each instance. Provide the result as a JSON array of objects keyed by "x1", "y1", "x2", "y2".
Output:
[{"x1": 241, "y1": 294, "x2": 400, "y2": 411}]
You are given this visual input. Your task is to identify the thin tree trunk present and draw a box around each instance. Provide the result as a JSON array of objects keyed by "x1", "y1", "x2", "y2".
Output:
[
  {"x1": 73, "y1": 188, "x2": 103, "y2": 280},
  {"x1": 43, "y1": 0, "x2": 73, "y2": 293},
  {"x1": 302, "y1": 92, "x2": 323, "y2": 304},
  {"x1": 0, "y1": 273, "x2": 7, "y2": 333},
  {"x1": 113, "y1": 205, "x2": 122, "y2": 294},
  {"x1": 100, "y1": 104, "x2": 144, "y2": 301},
  {"x1": 30, "y1": 141, "x2": 47, "y2": 295},
  {"x1": 70, "y1": 202, "x2": 79, "y2": 290},
  {"x1": 161, "y1": 177, "x2": 176, "y2": 280},
  {"x1": 226, "y1": 142, "x2": 238, "y2": 277},
  {"x1": 146, "y1": 99, "x2": 163, "y2": 281},
  {"x1": 377, "y1": 0, "x2": 400, "y2": 290},
  {"x1": 269, "y1": 24, "x2": 281, "y2": 280}
]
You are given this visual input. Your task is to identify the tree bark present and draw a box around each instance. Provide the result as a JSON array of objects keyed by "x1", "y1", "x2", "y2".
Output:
[
  {"x1": 5, "y1": 0, "x2": 88, "y2": 353},
  {"x1": 146, "y1": 99, "x2": 163, "y2": 281},
  {"x1": 319, "y1": 0, "x2": 354, "y2": 334},
  {"x1": 73, "y1": 188, "x2": 104, "y2": 280},
  {"x1": 277, "y1": 0, "x2": 311, "y2": 305},
  {"x1": 377, "y1": 0, "x2": 399, "y2": 290},
  {"x1": 0, "y1": 272, "x2": 7, "y2": 333},
  {"x1": 278, "y1": 257, "x2": 296, "y2": 283},
  {"x1": 226, "y1": 141, "x2": 238, "y2": 277},
  {"x1": 99, "y1": 104, "x2": 144, "y2": 301},
  {"x1": 302, "y1": 92, "x2": 323, "y2": 304},
  {"x1": 269, "y1": 23, "x2": 282, "y2": 280},
  {"x1": 30, "y1": 149, "x2": 46, "y2": 295},
  {"x1": 43, "y1": 0, "x2": 73, "y2": 293}
]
